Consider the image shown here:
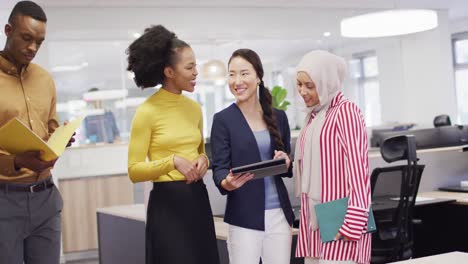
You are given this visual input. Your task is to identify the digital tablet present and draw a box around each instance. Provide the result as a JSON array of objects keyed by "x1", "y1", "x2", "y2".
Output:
[{"x1": 231, "y1": 158, "x2": 287, "y2": 179}]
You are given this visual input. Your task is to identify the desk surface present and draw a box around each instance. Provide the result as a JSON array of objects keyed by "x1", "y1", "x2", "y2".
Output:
[
  {"x1": 372, "y1": 191, "x2": 468, "y2": 211},
  {"x1": 97, "y1": 204, "x2": 146, "y2": 222},
  {"x1": 97, "y1": 204, "x2": 298, "y2": 240},
  {"x1": 371, "y1": 195, "x2": 455, "y2": 212},
  {"x1": 438, "y1": 185, "x2": 468, "y2": 193},
  {"x1": 97, "y1": 191, "x2": 468, "y2": 225},
  {"x1": 418, "y1": 191, "x2": 468, "y2": 205},
  {"x1": 97, "y1": 191, "x2": 466, "y2": 241},
  {"x1": 390, "y1": 251, "x2": 468, "y2": 263}
]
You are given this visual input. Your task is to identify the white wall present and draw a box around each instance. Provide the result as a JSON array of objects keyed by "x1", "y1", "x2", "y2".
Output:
[
  {"x1": 450, "y1": 17, "x2": 468, "y2": 124},
  {"x1": 0, "y1": 9, "x2": 7, "y2": 49},
  {"x1": 335, "y1": 10, "x2": 457, "y2": 128},
  {"x1": 451, "y1": 17, "x2": 468, "y2": 34},
  {"x1": 400, "y1": 11, "x2": 456, "y2": 127}
]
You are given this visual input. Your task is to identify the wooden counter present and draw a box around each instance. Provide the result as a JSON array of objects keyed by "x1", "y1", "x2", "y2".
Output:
[{"x1": 59, "y1": 174, "x2": 134, "y2": 253}]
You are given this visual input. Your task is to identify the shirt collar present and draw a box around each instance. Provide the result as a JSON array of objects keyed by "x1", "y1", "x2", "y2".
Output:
[
  {"x1": 0, "y1": 51, "x2": 29, "y2": 78},
  {"x1": 157, "y1": 87, "x2": 182, "y2": 100}
]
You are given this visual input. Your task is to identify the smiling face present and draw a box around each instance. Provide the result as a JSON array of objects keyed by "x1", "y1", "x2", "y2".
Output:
[
  {"x1": 228, "y1": 56, "x2": 260, "y2": 102},
  {"x1": 166, "y1": 47, "x2": 198, "y2": 93},
  {"x1": 296, "y1": 71, "x2": 320, "y2": 107},
  {"x1": 4, "y1": 15, "x2": 46, "y2": 67}
]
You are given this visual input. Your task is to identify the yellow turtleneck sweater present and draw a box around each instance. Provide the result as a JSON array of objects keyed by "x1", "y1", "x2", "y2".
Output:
[{"x1": 128, "y1": 88, "x2": 207, "y2": 183}]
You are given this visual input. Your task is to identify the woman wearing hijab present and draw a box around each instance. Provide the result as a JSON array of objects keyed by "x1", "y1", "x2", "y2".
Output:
[{"x1": 294, "y1": 50, "x2": 371, "y2": 264}]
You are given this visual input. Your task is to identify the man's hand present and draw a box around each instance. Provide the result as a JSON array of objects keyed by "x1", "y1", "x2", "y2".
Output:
[
  {"x1": 63, "y1": 121, "x2": 76, "y2": 147},
  {"x1": 221, "y1": 171, "x2": 254, "y2": 191},
  {"x1": 193, "y1": 155, "x2": 209, "y2": 180},
  {"x1": 14, "y1": 151, "x2": 57, "y2": 174},
  {"x1": 174, "y1": 155, "x2": 198, "y2": 184},
  {"x1": 67, "y1": 132, "x2": 76, "y2": 147}
]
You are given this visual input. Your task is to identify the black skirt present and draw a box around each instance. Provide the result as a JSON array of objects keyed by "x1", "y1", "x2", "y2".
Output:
[{"x1": 146, "y1": 180, "x2": 220, "y2": 264}]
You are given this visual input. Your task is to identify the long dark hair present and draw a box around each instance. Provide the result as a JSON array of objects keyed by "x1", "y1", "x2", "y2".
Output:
[
  {"x1": 228, "y1": 49, "x2": 285, "y2": 152},
  {"x1": 126, "y1": 25, "x2": 189, "y2": 88}
]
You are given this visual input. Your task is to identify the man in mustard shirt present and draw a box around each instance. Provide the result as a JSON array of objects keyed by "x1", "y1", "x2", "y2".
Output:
[{"x1": 0, "y1": 2, "x2": 73, "y2": 263}]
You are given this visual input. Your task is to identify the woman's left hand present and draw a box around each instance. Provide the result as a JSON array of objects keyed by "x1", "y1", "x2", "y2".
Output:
[
  {"x1": 274, "y1": 150, "x2": 291, "y2": 169},
  {"x1": 193, "y1": 155, "x2": 209, "y2": 180},
  {"x1": 334, "y1": 233, "x2": 350, "y2": 241}
]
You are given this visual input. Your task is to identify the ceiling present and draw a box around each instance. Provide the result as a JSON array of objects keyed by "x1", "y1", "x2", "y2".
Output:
[
  {"x1": 1, "y1": 0, "x2": 468, "y2": 10},
  {"x1": 1, "y1": 0, "x2": 467, "y2": 42},
  {"x1": 0, "y1": 0, "x2": 467, "y2": 99}
]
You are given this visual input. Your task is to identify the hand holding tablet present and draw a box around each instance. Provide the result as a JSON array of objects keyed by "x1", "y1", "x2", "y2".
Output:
[
  {"x1": 221, "y1": 171, "x2": 254, "y2": 191},
  {"x1": 231, "y1": 158, "x2": 288, "y2": 179},
  {"x1": 273, "y1": 150, "x2": 291, "y2": 168},
  {"x1": 222, "y1": 156, "x2": 289, "y2": 191}
]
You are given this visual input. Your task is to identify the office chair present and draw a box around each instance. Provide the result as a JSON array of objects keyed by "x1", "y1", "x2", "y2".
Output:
[{"x1": 370, "y1": 135, "x2": 425, "y2": 264}]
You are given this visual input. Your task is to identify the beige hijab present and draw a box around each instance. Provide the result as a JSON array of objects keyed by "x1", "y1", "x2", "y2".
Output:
[
  {"x1": 297, "y1": 50, "x2": 347, "y2": 113},
  {"x1": 293, "y1": 50, "x2": 347, "y2": 229}
]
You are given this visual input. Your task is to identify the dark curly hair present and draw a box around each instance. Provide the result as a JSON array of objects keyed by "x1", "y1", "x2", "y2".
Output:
[
  {"x1": 126, "y1": 25, "x2": 189, "y2": 88},
  {"x1": 228, "y1": 49, "x2": 286, "y2": 152}
]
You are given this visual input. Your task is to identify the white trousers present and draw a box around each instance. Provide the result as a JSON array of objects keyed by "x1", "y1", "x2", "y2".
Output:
[
  {"x1": 305, "y1": 258, "x2": 357, "y2": 264},
  {"x1": 227, "y1": 208, "x2": 292, "y2": 264}
]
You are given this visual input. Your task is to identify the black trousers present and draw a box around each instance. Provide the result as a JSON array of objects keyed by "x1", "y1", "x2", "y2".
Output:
[{"x1": 146, "y1": 180, "x2": 220, "y2": 264}]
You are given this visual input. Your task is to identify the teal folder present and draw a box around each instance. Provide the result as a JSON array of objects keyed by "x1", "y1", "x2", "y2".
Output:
[{"x1": 314, "y1": 197, "x2": 376, "y2": 242}]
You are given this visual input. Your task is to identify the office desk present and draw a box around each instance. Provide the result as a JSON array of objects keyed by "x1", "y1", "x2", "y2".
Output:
[
  {"x1": 96, "y1": 192, "x2": 467, "y2": 263},
  {"x1": 408, "y1": 192, "x2": 468, "y2": 257},
  {"x1": 372, "y1": 195, "x2": 456, "y2": 212},
  {"x1": 418, "y1": 191, "x2": 468, "y2": 205},
  {"x1": 370, "y1": 192, "x2": 465, "y2": 258},
  {"x1": 97, "y1": 205, "x2": 145, "y2": 264},
  {"x1": 97, "y1": 204, "x2": 301, "y2": 264},
  {"x1": 390, "y1": 251, "x2": 468, "y2": 263}
]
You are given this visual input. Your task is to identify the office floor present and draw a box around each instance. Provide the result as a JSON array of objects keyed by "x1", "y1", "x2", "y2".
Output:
[
  {"x1": 67, "y1": 261, "x2": 98, "y2": 264},
  {"x1": 63, "y1": 250, "x2": 99, "y2": 264}
]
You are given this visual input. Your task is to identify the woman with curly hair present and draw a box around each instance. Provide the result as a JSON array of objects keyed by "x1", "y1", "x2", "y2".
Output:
[{"x1": 126, "y1": 25, "x2": 220, "y2": 264}]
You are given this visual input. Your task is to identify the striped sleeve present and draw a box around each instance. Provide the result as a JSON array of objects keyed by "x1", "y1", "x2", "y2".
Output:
[{"x1": 336, "y1": 102, "x2": 371, "y2": 241}]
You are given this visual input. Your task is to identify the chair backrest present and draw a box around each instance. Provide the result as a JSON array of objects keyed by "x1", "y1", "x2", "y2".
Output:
[
  {"x1": 380, "y1": 135, "x2": 417, "y2": 163},
  {"x1": 370, "y1": 164, "x2": 425, "y2": 263},
  {"x1": 370, "y1": 135, "x2": 424, "y2": 263},
  {"x1": 433, "y1": 114, "x2": 451, "y2": 127}
]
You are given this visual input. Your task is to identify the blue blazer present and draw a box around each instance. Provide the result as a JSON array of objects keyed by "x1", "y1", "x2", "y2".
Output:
[{"x1": 210, "y1": 103, "x2": 294, "y2": 231}]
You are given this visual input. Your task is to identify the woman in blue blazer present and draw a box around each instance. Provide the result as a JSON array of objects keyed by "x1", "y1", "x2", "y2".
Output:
[{"x1": 211, "y1": 49, "x2": 294, "y2": 264}]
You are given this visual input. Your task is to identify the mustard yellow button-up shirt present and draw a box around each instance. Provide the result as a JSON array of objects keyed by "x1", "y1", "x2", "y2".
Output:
[{"x1": 0, "y1": 53, "x2": 58, "y2": 183}]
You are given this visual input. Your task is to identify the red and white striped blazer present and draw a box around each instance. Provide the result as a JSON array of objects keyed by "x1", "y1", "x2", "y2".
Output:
[{"x1": 296, "y1": 92, "x2": 372, "y2": 264}]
